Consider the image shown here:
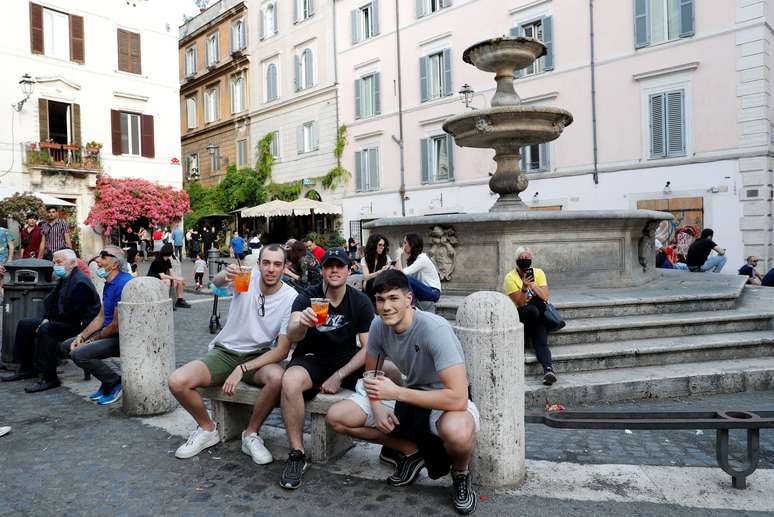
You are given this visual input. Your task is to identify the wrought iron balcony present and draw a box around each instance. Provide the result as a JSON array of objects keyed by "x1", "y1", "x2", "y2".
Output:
[{"x1": 24, "y1": 141, "x2": 102, "y2": 172}]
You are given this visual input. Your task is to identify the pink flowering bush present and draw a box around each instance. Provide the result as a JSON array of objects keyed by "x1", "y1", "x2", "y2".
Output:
[{"x1": 85, "y1": 176, "x2": 191, "y2": 234}]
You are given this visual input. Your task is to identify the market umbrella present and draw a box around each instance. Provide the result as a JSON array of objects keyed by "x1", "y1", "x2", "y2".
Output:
[
  {"x1": 240, "y1": 199, "x2": 294, "y2": 218},
  {"x1": 287, "y1": 197, "x2": 343, "y2": 216}
]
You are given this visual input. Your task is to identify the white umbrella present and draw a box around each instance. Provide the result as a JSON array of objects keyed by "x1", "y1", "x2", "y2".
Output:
[
  {"x1": 240, "y1": 199, "x2": 294, "y2": 218},
  {"x1": 287, "y1": 197, "x2": 342, "y2": 216},
  {"x1": 0, "y1": 187, "x2": 75, "y2": 206}
]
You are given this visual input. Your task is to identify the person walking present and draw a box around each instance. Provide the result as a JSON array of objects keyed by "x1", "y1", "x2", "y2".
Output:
[
  {"x1": 172, "y1": 225, "x2": 185, "y2": 262},
  {"x1": 230, "y1": 233, "x2": 246, "y2": 260},
  {"x1": 686, "y1": 228, "x2": 727, "y2": 273},
  {"x1": 152, "y1": 226, "x2": 164, "y2": 257},
  {"x1": 38, "y1": 206, "x2": 71, "y2": 260}
]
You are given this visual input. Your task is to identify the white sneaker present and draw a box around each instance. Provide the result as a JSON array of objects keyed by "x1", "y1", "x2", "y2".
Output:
[
  {"x1": 175, "y1": 425, "x2": 220, "y2": 459},
  {"x1": 241, "y1": 431, "x2": 273, "y2": 465},
  {"x1": 0, "y1": 426, "x2": 10, "y2": 437}
]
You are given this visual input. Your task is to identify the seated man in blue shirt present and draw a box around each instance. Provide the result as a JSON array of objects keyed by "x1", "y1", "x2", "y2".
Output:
[{"x1": 61, "y1": 246, "x2": 134, "y2": 405}]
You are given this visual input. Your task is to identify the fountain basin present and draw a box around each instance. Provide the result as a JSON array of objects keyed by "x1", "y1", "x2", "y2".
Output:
[
  {"x1": 365, "y1": 210, "x2": 673, "y2": 294},
  {"x1": 443, "y1": 106, "x2": 574, "y2": 149},
  {"x1": 463, "y1": 37, "x2": 546, "y2": 74}
]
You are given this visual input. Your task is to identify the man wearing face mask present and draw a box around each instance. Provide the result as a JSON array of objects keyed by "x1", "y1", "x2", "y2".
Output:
[
  {"x1": 1, "y1": 249, "x2": 100, "y2": 392},
  {"x1": 60, "y1": 246, "x2": 133, "y2": 405}
]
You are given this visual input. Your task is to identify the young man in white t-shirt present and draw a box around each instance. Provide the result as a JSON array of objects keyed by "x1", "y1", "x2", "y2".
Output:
[{"x1": 168, "y1": 244, "x2": 298, "y2": 464}]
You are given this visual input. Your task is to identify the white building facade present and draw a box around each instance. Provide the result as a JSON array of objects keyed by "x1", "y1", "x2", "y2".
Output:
[
  {"x1": 336, "y1": 0, "x2": 774, "y2": 272},
  {"x1": 0, "y1": 0, "x2": 182, "y2": 256}
]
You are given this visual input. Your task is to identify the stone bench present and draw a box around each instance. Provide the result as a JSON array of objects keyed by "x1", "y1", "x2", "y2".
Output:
[{"x1": 197, "y1": 383, "x2": 355, "y2": 464}]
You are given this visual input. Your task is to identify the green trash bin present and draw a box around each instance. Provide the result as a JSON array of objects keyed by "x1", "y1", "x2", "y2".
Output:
[{"x1": 1, "y1": 258, "x2": 57, "y2": 369}]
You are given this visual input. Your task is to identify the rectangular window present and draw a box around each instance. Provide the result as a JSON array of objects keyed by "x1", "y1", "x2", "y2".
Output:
[
  {"x1": 636, "y1": 0, "x2": 694, "y2": 49},
  {"x1": 204, "y1": 87, "x2": 219, "y2": 123},
  {"x1": 187, "y1": 153, "x2": 199, "y2": 176},
  {"x1": 421, "y1": 134, "x2": 454, "y2": 183},
  {"x1": 298, "y1": 122, "x2": 318, "y2": 154},
  {"x1": 420, "y1": 49, "x2": 452, "y2": 102},
  {"x1": 428, "y1": 53, "x2": 443, "y2": 99},
  {"x1": 186, "y1": 96, "x2": 197, "y2": 129},
  {"x1": 270, "y1": 131, "x2": 280, "y2": 159},
  {"x1": 355, "y1": 73, "x2": 381, "y2": 119},
  {"x1": 303, "y1": 122, "x2": 314, "y2": 152},
  {"x1": 117, "y1": 29, "x2": 141, "y2": 74},
  {"x1": 520, "y1": 143, "x2": 549, "y2": 172},
  {"x1": 416, "y1": 0, "x2": 450, "y2": 18},
  {"x1": 231, "y1": 75, "x2": 245, "y2": 113},
  {"x1": 522, "y1": 21, "x2": 543, "y2": 75},
  {"x1": 649, "y1": 89, "x2": 685, "y2": 158},
  {"x1": 296, "y1": 0, "x2": 313, "y2": 22},
  {"x1": 355, "y1": 147, "x2": 380, "y2": 192},
  {"x1": 352, "y1": 2, "x2": 379, "y2": 44},
  {"x1": 512, "y1": 16, "x2": 553, "y2": 75},
  {"x1": 120, "y1": 112, "x2": 141, "y2": 155},
  {"x1": 231, "y1": 18, "x2": 246, "y2": 52},
  {"x1": 185, "y1": 46, "x2": 197, "y2": 77},
  {"x1": 236, "y1": 139, "x2": 248, "y2": 167},
  {"x1": 43, "y1": 8, "x2": 70, "y2": 60},
  {"x1": 211, "y1": 146, "x2": 221, "y2": 172},
  {"x1": 206, "y1": 32, "x2": 219, "y2": 67}
]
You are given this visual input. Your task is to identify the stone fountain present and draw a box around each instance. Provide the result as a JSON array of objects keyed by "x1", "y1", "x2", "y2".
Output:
[{"x1": 365, "y1": 37, "x2": 671, "y2": 291}]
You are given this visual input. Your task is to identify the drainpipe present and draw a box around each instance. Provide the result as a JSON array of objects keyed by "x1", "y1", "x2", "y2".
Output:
[
  {"x1": 589, "y1": 0, "x2": 599, "y2": 185},
  {"x1": 332, "y1": 0, "x2": 340, "y2": 130},
  {"x1": 395, "y1": 0, "x2": 407, "y2": 216}
]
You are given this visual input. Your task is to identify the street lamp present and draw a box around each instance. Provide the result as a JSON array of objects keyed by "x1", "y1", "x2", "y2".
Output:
[
  {"x1": 458, "y1": 83, "x2": 474, "y2": 110},
  {"x1": 14, "y1": 74, "x2": 35, "y2": 112},
  {"x1": 206, "y1": 143, "x2": 217, "y2": 155}
]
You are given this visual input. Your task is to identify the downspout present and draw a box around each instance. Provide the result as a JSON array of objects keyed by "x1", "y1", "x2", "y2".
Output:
[
  {"x1": 332, "y1": 0, "x2": 340, "y2": 129},
  {"x1": 395, "y1": 0, "x2": 407, "y2": 216},
  {"x1": 589, "y1": 0, "x2": 599, "y2": 185}
]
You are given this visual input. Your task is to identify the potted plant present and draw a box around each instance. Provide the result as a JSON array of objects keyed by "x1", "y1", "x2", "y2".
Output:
[
  {"x1": 85, "y1": 141, "x2": 103, "y2": 154},
  {"x1": 39, "y1": 139, "x2": 61, "y2": 150},
  {"x1": 63, "y1": 142, "x2": 80, "y2": 151}
]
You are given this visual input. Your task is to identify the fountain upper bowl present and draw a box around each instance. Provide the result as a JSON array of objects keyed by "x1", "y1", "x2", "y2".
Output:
[{"x1": 463, "y1": 37, "x2": 546, "y2": 73}]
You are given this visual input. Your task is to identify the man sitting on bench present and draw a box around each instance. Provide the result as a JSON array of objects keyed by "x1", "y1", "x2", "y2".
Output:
[
  {"x1": 278, "y1": 247, "x2": 374, "y2": 490},
  {"x1": 168, "y1": 244, "x2": 297, "y2": 463},
  {"x1": 326, "y1": 270, "x2": 480, "y2": 515}
]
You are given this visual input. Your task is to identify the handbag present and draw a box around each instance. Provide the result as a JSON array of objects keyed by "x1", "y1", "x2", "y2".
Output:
[{"x1": 543, "y1": 301, "x2": 566, "y2": 333}]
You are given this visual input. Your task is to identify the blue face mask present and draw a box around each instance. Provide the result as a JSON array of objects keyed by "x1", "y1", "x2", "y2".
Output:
[
  {"x1": 52, "y1": 265, "x2": 66, "y2": 278},
  {"x1": 95, "y1": 267, "x2": 109, "y2": 279}
]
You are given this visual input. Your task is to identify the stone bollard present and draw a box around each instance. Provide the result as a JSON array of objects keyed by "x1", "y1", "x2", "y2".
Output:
[
  {"x1": 454, "y1": 291, "x2": 525, "y2": 487},
  {"x1": 117, "y1": 277, "x2": 177, "y2": 416}
]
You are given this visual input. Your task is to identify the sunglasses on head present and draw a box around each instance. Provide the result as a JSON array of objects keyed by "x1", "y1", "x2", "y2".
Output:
[{"x1": 100, "y1": 251, "x2": 116, "y2": 259}]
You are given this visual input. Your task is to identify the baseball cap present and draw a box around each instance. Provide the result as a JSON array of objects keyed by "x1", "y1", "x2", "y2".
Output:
[{"x1": 321, "y1": 247, "x2": 351, "y2": 267}]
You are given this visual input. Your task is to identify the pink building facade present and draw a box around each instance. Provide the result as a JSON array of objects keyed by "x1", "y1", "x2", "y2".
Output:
[{"x1": 336, "y1": 0, "x2": 774, "y2": 271}]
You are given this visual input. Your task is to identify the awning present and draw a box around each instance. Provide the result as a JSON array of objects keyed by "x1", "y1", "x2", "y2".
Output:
[
  {"x1": 0, "y1": 188, "x2": 75, "y2": 207},
  {"x1": 241, "y1": 199, "x2": 294, "y2": 218},
  {"x1": 287, "y1": 197, "x2": 343, "y2": 216}
]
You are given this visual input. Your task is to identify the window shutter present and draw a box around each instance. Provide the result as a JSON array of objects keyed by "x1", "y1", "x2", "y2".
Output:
[
  {"x1": 440, "y1": 0, "x2": 452, "y2": 7},
  {"x1": 259, "y1": 9, "x2": 265, "y2": 40},
  {"x1": 373, "y1": 72, "x2": 381, "y2": 115},
  {"x1": 71, "y1": 103, "x2": 81, "y2": 145},
  {"x1": 110, "y1": 110, "x2": 122, "y2": 155},
  {"x1": 294, "y1": 55, "x2": 301, "y2": 91},
  {"x1": 354, "y1": 79, "x2": 362, "y2": 119},
  {"x1": 297, "y1": 126, "x2": 304, "y2": 153},
  {"x1": 649, "y1": 93, "x2": 665, "y2": 158},
  {"x1": 446, "y1": 135, "x2": 454, "y2": 180},
  {"x1": 140, "y1": 114, "x2": 155, "y2": 158},
  {"x1": 511, "y1": 26, "x2": 526, "y2": 78},
  {"x1": 30, "y1": 3, "x2": 44, "y2": 54},
  {"x1": 540, "y1": 143, "x2": 549, "y2": 170},
  {"x1": 666, "y1": 90, "x2": 685, "y2": 156},
  {"x1": 230, "y1": 23, "x2": 235, "y2": 52},
  {"x1": 309, "y1": 0, "x2": 315, "y2": 17},
  {"x1": 38, "y1": 99, "x2": 49, "y2": 142},
  {"x1": 442, "y1": 49, "x2": 453, "y2": 96},
  {"x1": 419, "y1": 56, "x2": 429, "y2": 102},
  {"x1": 241, "y1": 20, "x2": 247, "y2": 49},
  {"x1": 351, "y1": 9, "x2": 359, "y2": 44},
  {"x1": 354, "y1": 151, "x2": 363, "y2": 191},
  {"x1": 304, "y1": 51, "x2": 314, "y2": 88},
  {"x1": 267, "y1": 64, "x2": 277, "y2": 101},
  {"x1": 416, "y1": 0, "x2": 426, "y2": 19},
  {"x1": 294, "y1": 0, "x2": 299, "y2": 23},
  {"x1": 117, "y1": 29, "x2": 130, "y2": 72},
  {"x1": 679, "y1": 0, "x2": 694, "y2": 38},
  {"x1": 372, "y1": 0, "x2": 380, "y2": 36},
  {"x1": 635, "y1": 0, "x2": 650, "y2": 49},
  {"x1": 368, "y1": 148, "x2": 379, "y2": 190},
  {"x1": 69, "y1": 15, "x2": 84, "y2": 63},
  {"x1": 130, "y1": 31, "x2": 141, "y2": 74},
  {"x1": 420, "y1": 138, "x2": 429, "y2": 183},
  {"x1": 273, "y1": 4, "x2": 278, "y2": 33},
  {"x1": 312, "y1": 123, "x2": 319, "y2": 150},
  {"x1": 542, "y1": 16, "x2": 554, "y2": 71},
  {"x1": 519, "y1": 146, "x2": 527, "y2": 170}
]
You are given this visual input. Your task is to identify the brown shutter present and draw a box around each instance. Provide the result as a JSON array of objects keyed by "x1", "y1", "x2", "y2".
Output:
[
  {"x1": 38, "y1": 98, "x2": 49, "y2": 141},
  {"x1": 111, "y1": 110, "x2": 122, "y2": 155},
  {"x1": 69, "y1": 14, "x2": 84, "y2": 63},
  {"x1": 30, "y1": 3, "x2": 44, "y2": 54},
  {"x1": 117, "y1": 29, "x2": 129, "y2": 72},
  {"x1": 140, "y1": 114, "x2": 154, "y2": 158},
  {"x1": 71, "y1": 104, "x2": 81, "y2": 145},
  {"x1": 129, "y1": 31, "x2": 141, "y2": 74}
]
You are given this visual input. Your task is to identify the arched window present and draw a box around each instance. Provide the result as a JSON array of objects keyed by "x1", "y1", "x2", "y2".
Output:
[
  {"x1": 266, "y1": 63, "x2": 278, "y2": 102},
  {"x1": 264, "y1": 4, "x2": 276, "y2": 37},
  {"x1": 298, "y1": 48, "x2": 314, "y2": 90}
]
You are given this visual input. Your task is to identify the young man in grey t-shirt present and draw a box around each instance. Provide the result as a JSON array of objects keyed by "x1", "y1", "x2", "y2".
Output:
[{"x1": 326, "y1": 270, "x2": 480, "y2": 515}]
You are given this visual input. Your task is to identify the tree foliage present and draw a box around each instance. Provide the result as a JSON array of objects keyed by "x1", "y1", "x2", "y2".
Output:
[{"x1": 0, "y1": 193, "x2": 44, "y2": 224}]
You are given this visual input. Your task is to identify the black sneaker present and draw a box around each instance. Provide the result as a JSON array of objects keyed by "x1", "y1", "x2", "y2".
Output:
[
  {"x1": 387, "y1": 450, "x2": 425, "y2": 487},
  {"x1": 175, "y1": 298, "x2": 192, "y2": 309},
  {"x1": 379, "y1": 446, "x2": 401, "y2": 467},
  {"x1": 279, "y1": 449, "x2": 309, "y2": 489},
  {"x1": 543, "y1": 369, "x2": 557, "y2": 386},
  {"x1": 451, "y1": 471, "x2": 477, "y2": 515}
]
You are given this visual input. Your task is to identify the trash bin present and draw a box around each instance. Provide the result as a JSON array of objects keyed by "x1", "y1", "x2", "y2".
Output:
[{"x1": 1, "y1": 258, "x2": 58, "y2": 369}]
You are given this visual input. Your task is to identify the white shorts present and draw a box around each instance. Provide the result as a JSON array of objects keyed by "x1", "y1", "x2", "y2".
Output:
[{"x1": 348, "y1": 379, "x2": 481, "y2": 437}]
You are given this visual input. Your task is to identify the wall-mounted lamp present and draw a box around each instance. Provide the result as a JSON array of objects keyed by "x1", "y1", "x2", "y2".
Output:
[
  {"x1": 458, "y1": 83, "x2": 475, "y2": 110},
  {"x1": 663, "y1": 181, "x2": 672, "y2": 196},
  {"x1": 206, "y1": 143, "x2": 217, "y2": 155},
  {"x1": 13, "y1": 74, "x2": 35, "y2": 112}
]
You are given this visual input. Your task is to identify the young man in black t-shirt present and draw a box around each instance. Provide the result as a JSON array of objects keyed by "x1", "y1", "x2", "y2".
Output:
[
  {"x1": 279, "y1": 247, "x2": 374, "y2": 489},
  {"x1": 148, "y1": 244, "x2": 191, "y2": 308},
  {"x1": 685, "y1": 228, "x2": 727, "y2": 273}
]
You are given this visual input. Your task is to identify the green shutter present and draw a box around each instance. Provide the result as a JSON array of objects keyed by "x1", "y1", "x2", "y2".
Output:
[
  {"x1": 635, "y1": 0, "x2": 650, "y2": 49},
  {"x1": 446, "y1": 134, "x2": 454, "y2": 181},
  {"x1": 420, "y1": 138, "x2": 429, "y2": 183},
  {"x1": 442, "y1": 48, "x2": 453, "y2": 96},
  {"x1": 373, "y1": 72, "x2": 381, "y2": 115},
  {"x1": 355, "y1": 151, "x2": 363, "y2": 191},
  {"x1": 679, "y1": 0, "x2": 694, "y2": 38},
  {"x1": 372, "y1": 0, "x2": 380, "y2": 36},
  {"x1": 542, "y1": 16, "x2": 554, "y2": 71},
  {"x1": 419, "y1": 56, "x2": 429, "y2": 102},
  {"x1": 354, "y1": 78, "x2": 362, "y2": 119}
]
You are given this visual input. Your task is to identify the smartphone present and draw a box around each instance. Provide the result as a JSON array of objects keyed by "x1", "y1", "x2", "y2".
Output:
[{"x1": 525, "y1": 267, "x2": 534, "y2": 279}]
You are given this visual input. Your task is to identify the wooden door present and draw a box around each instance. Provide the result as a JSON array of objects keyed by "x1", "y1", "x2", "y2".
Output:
[{"x1": 638, "y1": 197, "x2": 703, "y2": 256}]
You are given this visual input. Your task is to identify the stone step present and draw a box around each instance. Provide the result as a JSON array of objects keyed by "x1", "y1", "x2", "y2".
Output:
[
  {"x1": 547, "y1": 308, "x2": 773, "y2": 346},
  {"x1": 524, "y1": 330, "x2": 774, "y2": 375},
  {"x1": 524, "y1": 356, "x2": 774, "y2": 408}
]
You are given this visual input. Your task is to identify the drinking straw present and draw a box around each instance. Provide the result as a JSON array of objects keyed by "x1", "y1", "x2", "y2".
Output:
[{"x1": 376, "y1": 352, "x2": 384, "y2": 372}]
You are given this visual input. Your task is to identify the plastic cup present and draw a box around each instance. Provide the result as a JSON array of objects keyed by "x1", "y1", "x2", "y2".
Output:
[
  {"x1": 310, "y1": 298, "x2": 329, "y2": 325},
  {"x1": 233, "y1": 267, "x2": 252, "y2": 293},
  {"x1": 362, "y1": 369, "x2": 385, "y2": 401}
]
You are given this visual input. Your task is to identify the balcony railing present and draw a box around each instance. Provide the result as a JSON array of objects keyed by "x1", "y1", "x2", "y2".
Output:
[{"x1": 24, "y1": 142, "x2": 102, "y2": 172}]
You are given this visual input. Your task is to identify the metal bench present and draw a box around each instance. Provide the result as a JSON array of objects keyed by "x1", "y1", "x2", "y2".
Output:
[{"x1": 197, "y1": 382, "x2": 355, "y2": 464}]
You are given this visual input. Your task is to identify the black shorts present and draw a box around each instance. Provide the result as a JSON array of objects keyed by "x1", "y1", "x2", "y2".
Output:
[{"x1": 287, "y1": 353, "x2": 364, "y2": 401}]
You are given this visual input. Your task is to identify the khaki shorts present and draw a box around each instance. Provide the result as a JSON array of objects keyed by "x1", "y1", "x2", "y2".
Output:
[
  {"x1": 200, "y1": 343, "x2": 271, "y2": 387},
  {"x1": 348, "y1": 379, "x2": 480, "y2": 437}
]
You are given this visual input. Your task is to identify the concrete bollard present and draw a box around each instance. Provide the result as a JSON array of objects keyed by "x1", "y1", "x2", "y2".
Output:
[
  {"x1": 117, "y1": 277, "x2": 177, "y2": 416},
  {"x1": 454, "y1": 291, "x2": 525, "y2": 487}
]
